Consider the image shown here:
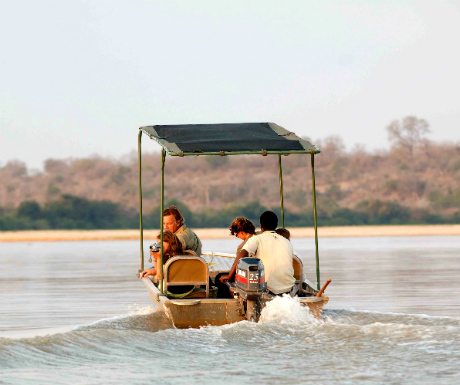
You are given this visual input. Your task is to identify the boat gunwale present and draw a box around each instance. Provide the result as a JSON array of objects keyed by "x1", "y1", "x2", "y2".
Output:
[{"x1": 141, "y1": 277, "x2": 329, "y2": 306}]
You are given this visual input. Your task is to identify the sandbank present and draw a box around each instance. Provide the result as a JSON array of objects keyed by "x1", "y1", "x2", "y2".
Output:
[{"x1": 1, "y1": 225, "x2": 460, "y2": 242}]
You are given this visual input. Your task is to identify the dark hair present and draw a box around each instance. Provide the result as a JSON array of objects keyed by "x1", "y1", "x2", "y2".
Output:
[
  {"x1": 156, "y1": 230, "x2": 184, "y2": 257},
  {"x1": 276, "y1": 228, "x2": 290, "y2": 240},
  {"x1": 260, "y1": 211, "x2": 278, "y2": 231},
  {"x1": 163, "y1": 205, "x2": 184, "y2": 226},
  {"x1": 229, "y1": 217, "x2": 256, "y2": 236}
]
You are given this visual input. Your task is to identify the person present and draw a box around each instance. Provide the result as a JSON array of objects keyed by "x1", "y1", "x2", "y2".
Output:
[
  {"x1": 163, "y1": 205, "x2": 202, "y2": 256},
  {"x1": 214, "y1": 217, "x2": 257, "y2": 298},
  {"x1": 275, "y1": 227, "x2": 290, "y2": 240},
  {"x1": 140, "y1": 230, "x2": 196, "y2": 280},
  {"x1": 220, "y1": 211, "x2": 295, "y2": 296},
  {"x1": 229, "y1": 217, "x2": 256, "y2": 255},
  {"x1": 140, "y1": 231, "x2": 196, "y2": 297},
  {"x1": 276, "y1": 227, "x2": 299, "y2": 258}
]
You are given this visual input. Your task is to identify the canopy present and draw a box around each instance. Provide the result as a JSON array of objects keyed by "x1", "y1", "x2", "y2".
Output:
[{"x1": 139, "y1": 122, "x2": 319, "y2": 156}]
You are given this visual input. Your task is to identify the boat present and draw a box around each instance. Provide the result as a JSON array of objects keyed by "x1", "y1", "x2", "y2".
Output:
[{"x1": 136, "y1": 123, "x2": 331, "y2": 328}]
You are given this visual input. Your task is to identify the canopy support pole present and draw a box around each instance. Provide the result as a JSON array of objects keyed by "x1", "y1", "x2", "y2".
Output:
[
  {"x1": 278, "y1": 154, "x2": 285, "y2": 228},
  {"x1": 311, "y1": 152, "x2": 320, "y2": 290},
  {"x1": 160, "y1": 148, "x2": 166, "y2": 294},
  {"x1": 138, "y1": 130, "x2": 144, "y2": 272}
]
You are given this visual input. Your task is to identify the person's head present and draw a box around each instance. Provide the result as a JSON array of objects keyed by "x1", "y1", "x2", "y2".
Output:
[
  {"x1": 156, "y1": 230, "x2": 184, "y2": 256},
  {"x1": 163, "y1": 205, "x2": 184, "y2": 233},
  {"x1": 259, "y1": 211, "x2": 278, "y2": 232},
  {"x1": 229, "y1": 217, "x2": 256, "y2": 240},
  {"x1": 276, "y1": 228, "x2": 290, "y2": 240}
]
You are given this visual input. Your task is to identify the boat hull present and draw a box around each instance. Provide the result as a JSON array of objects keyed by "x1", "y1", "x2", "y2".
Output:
[{"x1": 142, "y1": 277, "x2": 328, "y2": 328}]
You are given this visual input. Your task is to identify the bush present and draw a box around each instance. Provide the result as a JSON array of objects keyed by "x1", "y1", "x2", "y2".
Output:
[
  {"x1": 17, "y1": 200, "x2": 41, "y2": 220},
  {"x1": 2, "y1": 195, "x2": 460, "y2": 231}
]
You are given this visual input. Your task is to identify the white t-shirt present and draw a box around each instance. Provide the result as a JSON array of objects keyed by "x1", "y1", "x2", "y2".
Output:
[{"x1": 242, "y1": 231, "x2": 295, "y2": 294}]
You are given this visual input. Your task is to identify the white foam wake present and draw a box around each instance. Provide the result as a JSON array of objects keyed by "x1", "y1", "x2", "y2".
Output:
[{"x1": 259, "y1": 295, "x2": 318, "y2": 325}]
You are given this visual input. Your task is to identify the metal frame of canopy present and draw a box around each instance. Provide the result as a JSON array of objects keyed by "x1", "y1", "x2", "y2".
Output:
[{"x1": 137, "y1": 123, "x2": 322, "y2": 293}]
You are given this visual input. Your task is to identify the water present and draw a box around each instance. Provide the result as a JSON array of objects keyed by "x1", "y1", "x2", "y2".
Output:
[{"x1": 1, "y1": 236, "x2": 460, "y2": 384}]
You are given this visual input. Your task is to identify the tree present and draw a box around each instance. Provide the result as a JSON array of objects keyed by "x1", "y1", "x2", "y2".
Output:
[
  {"x1": 321, "y1": 136, "x2": 346, "y2": 158},
  {"x1": 17, "y1": 200, "x2": 41, "y2": 220},
  {"x1": 44, "y1": 159, "x2": 69, "y2": 174},
  {"x1": 386, "y1": 116, "x2": 430, "y2": 155}
]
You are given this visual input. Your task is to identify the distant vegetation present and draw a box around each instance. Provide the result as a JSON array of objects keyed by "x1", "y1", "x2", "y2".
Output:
[
  {"x1": 1, "y1": 194, "x2": 459, "y2": 231},
  {"x1": 1, "y1": 116, "x2": 460, "y2": 230},
  {"x1": 0, "y1": 195, "x2": 137, "y2": 230}
]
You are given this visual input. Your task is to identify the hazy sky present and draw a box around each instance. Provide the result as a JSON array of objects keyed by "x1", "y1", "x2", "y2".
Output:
[{"x1": 1, "y1": 0, "x2": 459, "y2": 170}]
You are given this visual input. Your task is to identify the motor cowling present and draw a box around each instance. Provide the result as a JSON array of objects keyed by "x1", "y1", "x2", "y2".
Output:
[{"x1": 235, "y1": 257, "x2": 267, "y2": 300}]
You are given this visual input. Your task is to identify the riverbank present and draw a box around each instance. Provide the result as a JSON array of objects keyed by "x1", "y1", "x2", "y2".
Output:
[{"x1": 1, "y1": 224, "x2": 460, "y2": 242}]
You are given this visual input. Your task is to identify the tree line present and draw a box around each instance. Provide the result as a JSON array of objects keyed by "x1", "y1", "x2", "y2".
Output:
[
  {"x1": 1, "y1": 116, "x2": 460, "y2": 229},
  {"x1": 1, "y1": 194, "x2": 459, "y2": 231}
]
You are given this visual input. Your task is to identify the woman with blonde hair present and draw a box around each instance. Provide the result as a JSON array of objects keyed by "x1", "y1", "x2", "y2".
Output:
[{"x1": 140, "y1": 231, "x2": 195, "y2": 279}]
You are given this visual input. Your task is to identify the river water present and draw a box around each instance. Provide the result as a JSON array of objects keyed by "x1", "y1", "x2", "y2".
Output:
[{"x1": 1, "y1": 235, "x2": 459, "y2": 384}]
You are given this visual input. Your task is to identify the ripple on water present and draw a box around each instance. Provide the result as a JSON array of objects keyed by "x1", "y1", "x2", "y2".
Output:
[{"x1": 1, "y1": 298, "x2": 460, "y2": 384}]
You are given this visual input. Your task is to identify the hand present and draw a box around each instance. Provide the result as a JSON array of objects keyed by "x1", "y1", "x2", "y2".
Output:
[
  {"x1": 219, "y1": 275, "x2": 230, "y2": 283},
  {"x1": 140, "y1": 268, "x2": 156, "y2": 278}
]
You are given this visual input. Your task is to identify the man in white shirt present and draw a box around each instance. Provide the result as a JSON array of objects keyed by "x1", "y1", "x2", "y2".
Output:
[{"x1": 220, "y1": 211, "x2": 295, "y2": 295}]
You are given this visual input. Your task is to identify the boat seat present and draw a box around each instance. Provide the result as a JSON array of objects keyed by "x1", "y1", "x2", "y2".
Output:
[{"x1": 164, "y1": 256, "x2": 209, "y2": 298}]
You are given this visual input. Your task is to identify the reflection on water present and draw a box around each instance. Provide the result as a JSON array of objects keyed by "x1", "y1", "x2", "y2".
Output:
[{"x1": 0, "y1": 236, "x2": 460, "y2": 384}]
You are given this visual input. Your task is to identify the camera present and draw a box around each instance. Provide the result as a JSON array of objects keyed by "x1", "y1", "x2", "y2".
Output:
[{"x1": 149, "y1": 242, "x2": 161, "y2": 252}]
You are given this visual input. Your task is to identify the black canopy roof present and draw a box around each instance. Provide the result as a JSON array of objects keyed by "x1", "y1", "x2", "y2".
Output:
[{"x1": 139, "y1": 122, "x2": 319, "y2": 156}]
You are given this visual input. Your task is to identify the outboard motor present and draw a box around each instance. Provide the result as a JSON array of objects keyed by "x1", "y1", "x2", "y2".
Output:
[
  {"x1": 235, "y1": 257, "x2": 267, "y2": 299},
  {"x1": 234, "y1": 257, "x2": 267, "y2": 321}
]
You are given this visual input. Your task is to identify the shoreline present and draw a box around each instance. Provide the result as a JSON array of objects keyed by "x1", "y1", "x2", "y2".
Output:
[{"x1": 1, "y1": 224, "x2": 460, "y2": 242}]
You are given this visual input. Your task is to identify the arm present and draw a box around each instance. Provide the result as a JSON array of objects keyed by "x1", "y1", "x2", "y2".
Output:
[
  {"x1": 150, "y1": 249, "x2": 159, "y2": 263},
  {"x1": 219, "y1": 249, "x2": 249, "y2": 283},
  {"x1": 151, "y1": 251, "x2": 170, "y2": 279},
  {"x1": 141, "y1": 250, "x2": 161, "y2": 279},
  {"x1": 152, "y1": 252, "x2": 160, "y2": 268}
]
